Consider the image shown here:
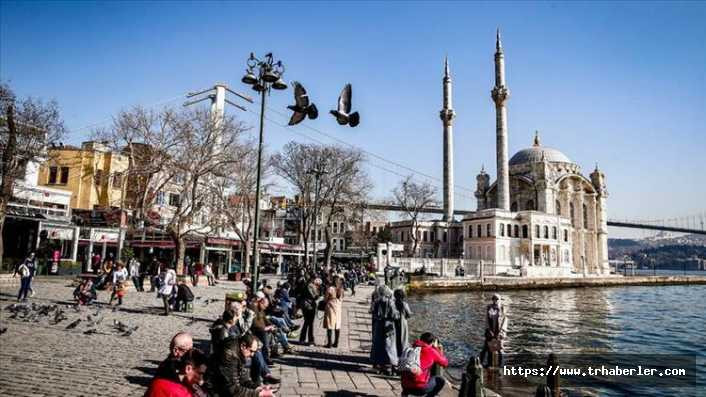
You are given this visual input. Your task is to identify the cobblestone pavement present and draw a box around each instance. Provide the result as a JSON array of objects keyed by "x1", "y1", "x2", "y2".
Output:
[{"x1": 0, "y1": 278, "x2": 459, "y2": 397}]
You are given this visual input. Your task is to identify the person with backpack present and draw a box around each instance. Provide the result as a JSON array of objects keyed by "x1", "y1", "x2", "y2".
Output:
[
  {"x1": 14, "y1": 259, "x2": 32, "y2": 301},
  {"x1": 400, "y1": 332, "x2": 449, "y2": 397}
]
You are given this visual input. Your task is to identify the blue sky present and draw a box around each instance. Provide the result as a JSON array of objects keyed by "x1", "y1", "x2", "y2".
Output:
[{"x1": 2, "y1": 1, "x2": 705, "y2": 237}]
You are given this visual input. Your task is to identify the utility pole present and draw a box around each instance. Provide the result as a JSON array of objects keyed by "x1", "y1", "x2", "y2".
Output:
[{"x1": 307, "y1": 162, "x2": 328, "y2": 272}]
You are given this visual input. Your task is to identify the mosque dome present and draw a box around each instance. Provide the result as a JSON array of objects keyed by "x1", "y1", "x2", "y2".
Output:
[{"x1": 509, "y1": 132, "x2": 573, "y2": 166}]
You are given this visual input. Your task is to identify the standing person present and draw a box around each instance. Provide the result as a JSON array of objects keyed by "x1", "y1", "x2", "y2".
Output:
[
  {"x1": 91, "y1": 252, "x2": 101, "y2": 274},
  {"x1": 14, "y1": 259, "x2": 32, "y2": 301},
  {"x1": 146, "y1": 348, "x2": 208, "y2": 397},
  {"x1": 394, "y1": 288, "x2": 412, "y2": 357},
  {"x1": 401, "y1": 332, "x2": 449, "y2": 397},
  {"x1": 479, "y1": 293, "x2": 508, "y2": 367},
  {"x1": 22, "y1": 253, "x2": 37, "y2": 297},
  {"x1": 298, "y1": 278, "x2": 320, "y2": 346},
  {"x1": 370, "y1": 285, "x2": 399, "y2": 375},
  {"x1": 129, "y1": 257, "x2": 143, "y2": 292},
  {"x1": 323, "y1": 286, "x2": 342, "y2": 348},
  {"x1": 109, "y1": 261, "x2": 129, "y2": 306},
  {"x1": 204, "y1": 262, "x2": 215, "y2": 286},
  {"x1": 160, "y1": 264, "x2": 177, "y2": 316}
]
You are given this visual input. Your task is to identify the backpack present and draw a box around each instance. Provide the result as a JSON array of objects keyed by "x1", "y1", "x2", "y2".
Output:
[{"x1": 398, "y1": 346, "x2": 422, "y2": 374}]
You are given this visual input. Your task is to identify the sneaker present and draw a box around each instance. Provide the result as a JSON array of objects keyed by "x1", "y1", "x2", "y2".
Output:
[
  {"x1": 30, "y1": 290, "x2": 35, "y2": 297},
  {"x1": 263, "y1": 374, "x2": 280, "y2": 384}
]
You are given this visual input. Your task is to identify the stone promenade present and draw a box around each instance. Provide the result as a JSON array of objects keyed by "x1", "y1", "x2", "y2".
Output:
[{"x1": 0, "y1": 277, "x2": 457, "y2": 397}]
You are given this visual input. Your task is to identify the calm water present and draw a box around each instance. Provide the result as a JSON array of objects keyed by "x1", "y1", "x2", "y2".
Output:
[{"x1": 407, "y1": 281, "x2": 706, "y2": 396}]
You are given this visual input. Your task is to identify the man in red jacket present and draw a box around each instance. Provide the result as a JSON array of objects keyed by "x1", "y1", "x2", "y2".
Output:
[{"x1": 401, "y1": 332, "x2": 449, "y2": 397}]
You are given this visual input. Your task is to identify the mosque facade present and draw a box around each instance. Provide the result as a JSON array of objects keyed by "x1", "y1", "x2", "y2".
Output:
[{"x1": 391, "y1": 31, "x2": 610, "y2": 277}]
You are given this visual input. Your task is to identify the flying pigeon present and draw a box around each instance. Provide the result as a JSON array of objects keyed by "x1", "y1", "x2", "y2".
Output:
[
  {"x1": 65, "y1": 319, "x2": 81, "y2": 329},
  {"x1": 287, "y1": 81, "x2": 318, "y2": 126},
  {"x1": 329, "y1": 84, "x2": 360, "y2": 127}
]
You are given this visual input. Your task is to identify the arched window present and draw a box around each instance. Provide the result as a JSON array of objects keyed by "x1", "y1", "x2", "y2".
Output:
[
  {"x1": 556, "y1": 200, "x2": 562, "y2": 215},
  {"x1": 583, "y1": 204, "x2": 588, "y2": 229},
  {"x1": 522, "y1": 225, "x2": 529, "y2": 238},
  {"x1": 511, "y1": 201, "x2": 518, "y2": 212},
  {"x1": 477, "y1": 224, "x2": 482, "y2": 238},
  {"x1": 487, "y1": 223, "x2": 492, "y2": 237},
  {"x1": 552, "y1": 226, "x2": 557, "y2": 239},
  {"x1": 543, "y1": 226, "x2": 549, "y2": 239},
  {"x1": 499, "y1": 223, "x2": 505, "y2": 237},
  {"x1": 535, "y1": 225, "x2": 540, "y2": 238},
  {"x1": 570, "y1": 203, "x2": 575, "y2": 226},
  {"x1": 564, "y1": 229, "x2": 568, "y2": 242},
  {"x1": 514, "y1": 225, "x2": 519, "y2": 238},
  {"x1": 468, "y1": 225, "x2": 473, "y2": 238},
  {"x1": 526, "y1": 200, "x2": 535, "y2": 211}
]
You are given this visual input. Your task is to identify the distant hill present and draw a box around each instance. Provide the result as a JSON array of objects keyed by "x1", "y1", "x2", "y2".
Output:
[{"x1": 608, "y1": 234, "x2": 706, "y2": 270}]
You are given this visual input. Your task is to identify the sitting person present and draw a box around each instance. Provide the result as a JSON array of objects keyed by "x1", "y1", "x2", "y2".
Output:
[
  {"x1": 73, "y1": 278, "x2": 97, "y2": 305},
  {"x1": 146, "y1": 348, "x2": 208, "y2": 397},
  {"x1": 156, "y1": 332, "x2": 194, "y2": 382},
  {"x1": 210, "y1": 308, "x2": 239, "y2": 355},
  {"x1": 174, "y1": 280, "x2": 195, "y2": 312},
  {"x1": 204, "y1": 333, "x2": 274, "y2": 397},
  {"x1": 401, "y1": 332, "x2": 449, "y2": 397}
]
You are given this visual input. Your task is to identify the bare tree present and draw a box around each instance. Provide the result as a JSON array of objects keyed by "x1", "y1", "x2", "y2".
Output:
[
  {"x1": 271, "y1": 142, "x2": 370, "y2": 268},
  {"x1": 97, "y1": 106, "x2": 248, "y2": 274},
  {"x1": 1, "y1": 83, "x2": 66, "y2": 268},
  {"x1": 208, "y1": 139, "x2": 267, "y2": 274},
  {"x1": 392, "y1": 175, "x2": 438, "y2": 257}
]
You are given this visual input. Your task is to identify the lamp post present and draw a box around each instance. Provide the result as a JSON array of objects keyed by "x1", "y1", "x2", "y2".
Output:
[
  {"x1": 241, "y1": 52, "x2": 287, "y2": 292},
  {"x1": 307, "y1": 162, "x2": 328, "y2": 272}
]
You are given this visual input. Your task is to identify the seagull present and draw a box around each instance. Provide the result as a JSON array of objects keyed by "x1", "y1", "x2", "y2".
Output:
[
  {"x1": 65, "y1": 319, "x2": 81, "y2": 329},
  {"x1": 287, "y1": 81, "x2": 318, "y2": 126},
  {"x1": 329, "y1": 84, "x2": 360, "y2": 127}
]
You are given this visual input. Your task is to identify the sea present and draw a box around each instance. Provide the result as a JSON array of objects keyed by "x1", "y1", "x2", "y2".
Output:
[{"x1": 406, "y1": 270, "x2": 706, "y2": 397}]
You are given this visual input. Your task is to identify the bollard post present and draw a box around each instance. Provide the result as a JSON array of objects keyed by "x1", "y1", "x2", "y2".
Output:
[
  {"x1": 534, "y1": 384, "x2": 552, "y2": 397},
  {"x1": 546, "y1": 353, "x2": 560, "y2": 397}
]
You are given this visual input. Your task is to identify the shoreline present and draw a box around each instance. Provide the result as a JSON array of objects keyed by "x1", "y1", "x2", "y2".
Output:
[{"x1": 406, "y1": 275, "x2": 706, "y2": 294}]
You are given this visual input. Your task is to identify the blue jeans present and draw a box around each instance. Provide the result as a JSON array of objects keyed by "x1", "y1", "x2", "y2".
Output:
[
  {"x1": 249, "y1": 350, "x2": 270, "y2": 383},
  {"x1": 18, "y1": 277, "x2": 31, "y2": 300},
  {"x1": 404, "y1": 376, "x2": 446, "y2": 397}
]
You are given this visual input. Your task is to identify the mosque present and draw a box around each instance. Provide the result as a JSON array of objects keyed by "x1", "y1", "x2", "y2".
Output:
[{"x1": 390, "y1": 31, "x2": 610, "y2": 277}]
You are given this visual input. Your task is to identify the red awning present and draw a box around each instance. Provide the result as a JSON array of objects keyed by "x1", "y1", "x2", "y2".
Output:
[
  {"x1": 206, "y1": 237, "x2": 241, "y2": 247},
  {"x1": 128, "y1": 240, "x2": 201, "y2": 249}
]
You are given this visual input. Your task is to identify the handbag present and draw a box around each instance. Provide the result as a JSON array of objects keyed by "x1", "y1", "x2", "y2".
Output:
[{"x1": 316, "y1": 299, "x2": 326, "y2": 311}]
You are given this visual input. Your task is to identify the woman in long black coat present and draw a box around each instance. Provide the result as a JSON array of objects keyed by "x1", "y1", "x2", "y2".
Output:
[{"x1": 370, "y1": 285, "x2": 399, "y2": 375}]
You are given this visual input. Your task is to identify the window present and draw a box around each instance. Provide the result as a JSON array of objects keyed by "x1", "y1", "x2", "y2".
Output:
[
  {"x1": 156, "y1": 191, "x2": 165, "y2": 205},
  {"x1": 552, "y1": 226, "x2": 557, "y2": 240},
  {"x1": 583, "y1": 204, "x2": 588, "y2": 229},
  {"x1": 564, "y1": 229, "x2": 568, "y2": 242},
  {"x1": 543, "y1": 225, "x2": 549, "y2": 239},
  {"x1": 556, "y1": 200, "x2": 561, "y2": 215},
  {"x1": 112, "y1": 172, "x2": 123, "y2": 187},
  {"x1": 423, "y1": 231, "x2": 428, "y2": 242},
  {"x1": 169, "y1": 193, "x2": 179, "y2": 206},
  {"x1": 499, "y1": 223, "x2": 505, "y2": 237},
  {"x1": 401, "y1": 231, "x2": 405, "y2": 242},
  {"x1": 333, "y1": 222, "x2": 338, "y2": 234},
  {"x1": 468, "y1": 225, "x2": 473, "y2": 238},
  {"x1": 514, "y1": 225, "x2": 519, "y2": 238},
  {"x1": 477, "y1": 224, "x2": 482, "y2": 238},
  {"x1": 486, "y1": 223, "x2": 491, "y2": 237},
  {"x1": 443, "y1": 231, "x2": 447, "y2": 242},
  {"x1": 535, "y1": 225, "x2": 540, "y2": 238},
  {"x1": 522, "y1": 225, "x2": 528, "y2": 238},
  {"x1": 431, "y1": 231, "x2": 436, "y2": 241},
  {"x1": 60, "y1": 167, "x2": 69, "y2": 184},
  {"x1": 48, "y1": 167, "x2": 58, "y2": 184},
  {"x1": 570, "y1": 203, "x2": 575, "y2": 226},
  {"x1": 511, "y1": 201, "x2": 518, "y2": 212},
  {"x1": 317, "y1": 229, "x2": 322, "y2": 241},
  {"x1": 526, "y1": 200, "x2": 534, "y2": 211}
]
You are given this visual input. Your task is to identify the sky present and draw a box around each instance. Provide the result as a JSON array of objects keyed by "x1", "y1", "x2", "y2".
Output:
[{"x1": 2, "y1": 1, "x2": 705, "y2": 238}]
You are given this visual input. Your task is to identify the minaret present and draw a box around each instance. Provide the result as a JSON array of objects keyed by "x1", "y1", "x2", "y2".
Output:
[
  {"x1": 440, "y1": 56, "x2": 456, "y2": 222},
  {"x1": 491, "y1": 29, "x2": 511, "y2": 210}
]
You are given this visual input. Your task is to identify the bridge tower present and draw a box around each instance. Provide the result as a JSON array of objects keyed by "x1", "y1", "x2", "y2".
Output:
[
  {"x1": 491, "y1": 29, "x2": 511, "y2": 210},
  {"x1": 590, "y1": 164, "x2": 610, "y2": 274},
  {"x1": 440, "y1": 56, "x2": 456, "y2": 222}
]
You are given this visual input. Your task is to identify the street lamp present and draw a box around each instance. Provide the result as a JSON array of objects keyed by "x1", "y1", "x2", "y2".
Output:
[
  {"x1": 241, "y1": 52, "x2": 288, "y2": 292},
  {"x1": 307, "y1": 162, "x2": 328, "y2": 272}
]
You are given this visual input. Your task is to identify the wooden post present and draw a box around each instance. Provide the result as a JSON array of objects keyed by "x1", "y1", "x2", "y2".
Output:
[
  {"x1": 459, "y1": 356, "x2": 484, "y2": 397},
  {"x1": 546, "y1": 353, "x2": 560, "y2": 397}
]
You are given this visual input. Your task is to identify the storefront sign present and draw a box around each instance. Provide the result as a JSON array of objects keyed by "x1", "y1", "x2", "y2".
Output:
[
  {"x1": 40, "y1": 225, "x2": 75, "y2": 240},
  {"x1": 90, "y1": 229, "x2": 119, "y2": 243}
]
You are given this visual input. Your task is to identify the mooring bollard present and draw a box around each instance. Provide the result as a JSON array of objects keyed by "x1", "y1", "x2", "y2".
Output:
[
  {"x1": 546, "y1": 353, "x2": 560, "y2": 397},
  {"x1": 534, "y1": 384, "x2": 552, "y2": 397},
  {"x1": 458, "y1": 356, "x2": 484, "y2": 397}
]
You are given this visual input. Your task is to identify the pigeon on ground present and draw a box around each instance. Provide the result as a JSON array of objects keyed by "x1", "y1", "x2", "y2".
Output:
[
  {"x1": 65, "y1": 319, "x2": 81, "y2": 329},
  {"x1": 121, "y1": 326, "x2": 139, "y2": 337},
  {"x1": 84, "y1": 328, "x2": 99, "y2": 335},
  {"x1": 53, "y1": 309, "x2": 67, "y2": 324},
  {"x1": 287, "y1": 81, "x2": 318, "y2": 126},
  {"x1": 113, "y1": 319, "x2": 130, "y2": 333},
  {"x1": 329, "y1": 84, "x2": 360, "y2": 127},
  {"x1": 0, "y1": 327, "x2": 7, "y2": 335}
]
